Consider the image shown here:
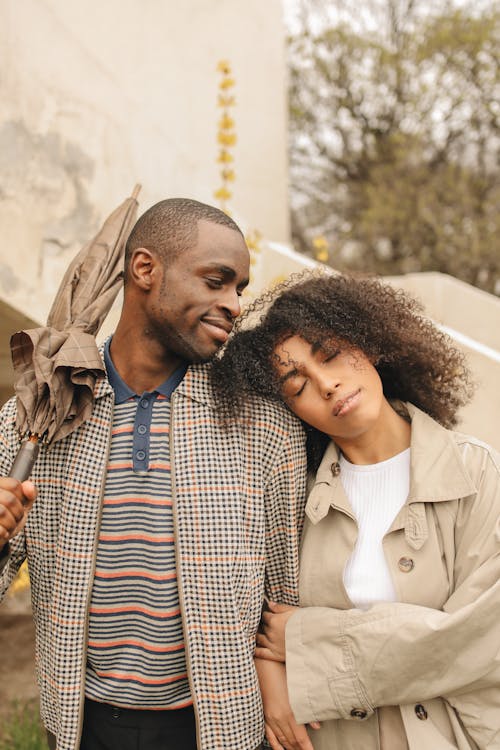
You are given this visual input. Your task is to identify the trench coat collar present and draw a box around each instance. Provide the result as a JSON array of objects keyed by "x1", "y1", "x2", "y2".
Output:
[{"x1": 306, "y1": 402, "x2": 477, "y2": 532}]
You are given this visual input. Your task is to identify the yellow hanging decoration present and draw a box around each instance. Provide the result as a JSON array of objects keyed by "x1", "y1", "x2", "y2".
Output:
[
  {"x1": 214, "y1": 60, "x2": 237, "y2": 213},
  {"x1": 245, "y1": 229, "x2": 263, "y2": 267},
  {"x1": 213, "y1": 59, "x2": 262, "y2": 297},
  {"x1": 312, "y1": 235, "x2": 330, "y2": 263}
]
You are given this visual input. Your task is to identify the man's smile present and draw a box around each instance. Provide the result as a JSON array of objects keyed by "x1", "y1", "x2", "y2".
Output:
[{"x1": 200, "y1": 315, "x2": 233, "y2": 343}]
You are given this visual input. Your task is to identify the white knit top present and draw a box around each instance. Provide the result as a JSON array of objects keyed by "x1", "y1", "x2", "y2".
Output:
[{"x1": 341, "y1": 448, "x2": 410, "y2": 609}]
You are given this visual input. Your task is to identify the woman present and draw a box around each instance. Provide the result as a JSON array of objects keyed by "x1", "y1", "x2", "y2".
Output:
[{"x1": 212, "y1": 273, "x2": 500, "y2": 750}]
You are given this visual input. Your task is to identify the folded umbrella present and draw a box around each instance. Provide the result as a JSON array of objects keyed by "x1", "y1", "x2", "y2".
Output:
[{"x1": 9, "y1": 184, "x2": 141, "y2": 481}]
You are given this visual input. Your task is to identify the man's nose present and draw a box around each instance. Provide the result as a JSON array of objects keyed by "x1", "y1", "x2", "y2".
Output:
[{"x1": 220, "y1": 288, "x2": 241, "y2": 319}]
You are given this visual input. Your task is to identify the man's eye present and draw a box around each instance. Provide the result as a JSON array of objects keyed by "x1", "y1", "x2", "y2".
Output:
[{"x1": 206, "y1": 277, "x2": 224, "y2": 288}]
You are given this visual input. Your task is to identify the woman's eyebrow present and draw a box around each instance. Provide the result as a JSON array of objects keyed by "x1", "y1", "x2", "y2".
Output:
[{"x1": 278, "y1": 368, "x2": 300, "y2": 385}]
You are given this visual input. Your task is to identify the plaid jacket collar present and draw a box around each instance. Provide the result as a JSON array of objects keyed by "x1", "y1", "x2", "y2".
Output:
[{"x1": 94, "y1": 342, "x2": 215, "y2": 408}]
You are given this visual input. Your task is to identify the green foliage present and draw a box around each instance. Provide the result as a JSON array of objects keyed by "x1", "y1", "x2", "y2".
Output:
[
  {"x1": 288, "y1": 0, "x2": 500, "y2": 293},
  {"x1": 0, "y1": 701, "x2": 46, "y2": 750}
]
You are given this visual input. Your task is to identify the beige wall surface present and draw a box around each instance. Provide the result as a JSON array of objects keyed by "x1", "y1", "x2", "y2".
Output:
[
  {"x1": 386, "y1": 272, "x2": 500, "y2": 351},
  {"x1": 386, "y1": 272, "x2": 500, "y2": 450},
  {"x1": 0, "y1": 0, "x2": 289, "y2": 325}
]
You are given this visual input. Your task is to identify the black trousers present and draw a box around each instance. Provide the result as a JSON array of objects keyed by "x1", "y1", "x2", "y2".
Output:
[{"x1": 78, "y1": 698, "x2": 197, "y2": 750}]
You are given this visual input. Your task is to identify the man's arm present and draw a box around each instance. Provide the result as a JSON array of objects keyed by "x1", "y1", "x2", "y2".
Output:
[{"x1": 263, "y1": 417, "x2": 307, "y2": 604}]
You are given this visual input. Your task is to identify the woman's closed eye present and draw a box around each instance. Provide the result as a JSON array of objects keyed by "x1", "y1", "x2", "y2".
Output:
[
  {"x1": 286, "y1": 378, "x2": 308, "y2": 399},
  {"x1": 321, "y1": 348, "x2": 340, "y2": 364}
]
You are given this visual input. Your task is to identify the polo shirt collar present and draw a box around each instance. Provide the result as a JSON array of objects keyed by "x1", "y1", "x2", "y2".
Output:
[{"x1": 103, "y1": 337, "x2": 187, "y2": 404}]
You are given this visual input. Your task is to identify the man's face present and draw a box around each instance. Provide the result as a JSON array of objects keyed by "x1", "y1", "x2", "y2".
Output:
[{"x1": 146, "y1": 220, "x2": 250, "y2": 363}]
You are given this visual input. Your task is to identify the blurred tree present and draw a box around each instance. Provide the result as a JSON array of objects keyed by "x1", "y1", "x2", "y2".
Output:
[{"x1": 288, "y1": 0, "x2": 500, "y2": 293}]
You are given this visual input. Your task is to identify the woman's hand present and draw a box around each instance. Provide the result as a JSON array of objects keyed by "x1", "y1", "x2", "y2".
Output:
[
  {"x1": 255, "y1": 601, "x2": 298, "y2": 663},
  {"x1": 255, "y1": 658, "x2": 319, "y2": 750}
]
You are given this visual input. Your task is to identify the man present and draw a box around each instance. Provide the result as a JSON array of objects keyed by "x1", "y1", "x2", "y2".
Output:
[{"x1": 0, "y1": 199, "x2": 308, "y2": 750}]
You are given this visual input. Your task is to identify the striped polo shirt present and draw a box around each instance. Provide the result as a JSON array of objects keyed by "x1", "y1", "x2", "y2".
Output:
[{"x1": 85, "y1": 340, "x2": 191, "y2": 709}]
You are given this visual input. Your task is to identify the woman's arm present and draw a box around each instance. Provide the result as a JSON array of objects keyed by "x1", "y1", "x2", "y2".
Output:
[
  {"x1": 284, "y1": 446, "x2": 500, "y2": 732},
  {"x1": 255, "y1": 658, "x2": 318, "y2": 750},
  {"x1": 285, "y1": 583, "x2": 500, "y2": 723}
]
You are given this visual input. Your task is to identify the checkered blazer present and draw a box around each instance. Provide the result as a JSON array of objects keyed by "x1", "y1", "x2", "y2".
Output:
[{"x1": 0, "y1": 359, "x2": 307, "y2": 750}]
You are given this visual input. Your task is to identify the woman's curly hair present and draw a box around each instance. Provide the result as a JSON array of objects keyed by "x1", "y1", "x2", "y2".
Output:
[{"x1": 212, "y1": 271, "x2": 473, "y2": 468}]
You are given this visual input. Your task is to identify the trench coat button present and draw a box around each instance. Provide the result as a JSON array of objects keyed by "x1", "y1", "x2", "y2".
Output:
[
  {"x1": 398, "y1": 556, "x2": 414, "y2": 572},
  {"x1": 350, "y1": 708, "x2": 368, "y2": 719},
  {"x1": 415, "y1": 703, "x2": 428, "y2": 720},
  {"x1": 331, "y1": 461, "x2": 341, "y2": 477}
]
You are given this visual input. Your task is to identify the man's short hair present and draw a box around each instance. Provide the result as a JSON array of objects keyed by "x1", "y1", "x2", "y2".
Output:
[{"x1": 124, "y1": 198, "x2": 243, "y2": 281}]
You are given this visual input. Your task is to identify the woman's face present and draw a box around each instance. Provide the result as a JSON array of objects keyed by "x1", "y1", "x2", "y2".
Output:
[{"x1": 274, "y1": 335, "x2": 385, "y2": 442}]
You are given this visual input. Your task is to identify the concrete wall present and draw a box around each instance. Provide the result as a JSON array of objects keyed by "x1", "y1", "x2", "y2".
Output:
[
  {"x1": 386, "y1": 273, "x2": 500, "y2": 351},
  {"x1": 385, "y1": 272, "x2": 500, "y2": 451},
  {"x1": 0, "y1": 0, "x2": 289, "y2": 325}
]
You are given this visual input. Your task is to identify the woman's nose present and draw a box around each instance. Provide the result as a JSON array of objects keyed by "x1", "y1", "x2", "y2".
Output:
[{"x1": 318, "y1": 373, "x2": 339, "y2": 399}]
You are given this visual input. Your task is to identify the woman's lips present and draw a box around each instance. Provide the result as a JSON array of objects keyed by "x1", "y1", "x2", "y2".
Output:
[{"x1": 333, "y1": 389, "x2": 361, "y2": 417}]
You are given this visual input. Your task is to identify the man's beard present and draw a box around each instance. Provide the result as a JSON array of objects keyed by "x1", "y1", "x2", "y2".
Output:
[{"x1": 145, "y1": 317, "x2": 217, "y2": 365}]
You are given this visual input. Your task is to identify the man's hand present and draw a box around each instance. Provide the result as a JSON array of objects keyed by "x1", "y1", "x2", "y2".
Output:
[
  {"x1": 255, "y1": 658, "x2": 319, "y2": 750},
  {"x1": 0, "y1": 478, "x2": 37, "y2": 549},
  {"x1": 255, "y1": 601, "x2": 298, "y2": 663}
]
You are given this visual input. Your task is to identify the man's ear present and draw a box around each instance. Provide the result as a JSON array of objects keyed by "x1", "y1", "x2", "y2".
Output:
[{"x1": 128, "y1": 248, "x2": 158, "y2": 291}]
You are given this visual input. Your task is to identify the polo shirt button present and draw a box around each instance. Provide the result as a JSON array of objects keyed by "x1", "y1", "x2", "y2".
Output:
[
  {"x1": 398, "y1": 556, "x2": 415, "y2": 572},
  {"x1": 330, "y1": 461, "x2": 341, "y2": 477},
  {"x1": 350, "y1": 708, "x2": 367, "y2": 720},
  {"x1": 136, "y1": 450, "x2": 146, "y2": 460},
  {"x1": 415, "y1": 704, "x2": 428, "y2": 720},
  {"x1": 140, "y1": 399, "x2": 149, "y2": 408},
  {"x1": 137, "y1": 424, "x2": 147, "y2": 435}
]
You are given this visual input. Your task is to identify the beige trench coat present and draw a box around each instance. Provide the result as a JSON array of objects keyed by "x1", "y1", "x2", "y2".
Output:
[{"x1": 285, "y1": 403, "x2": 500, "y2": 750}]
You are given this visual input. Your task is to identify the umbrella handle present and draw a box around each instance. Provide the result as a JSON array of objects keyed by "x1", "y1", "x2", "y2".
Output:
[{"x1": 9, "y1": 438, "x2": 40, "y2": 483}]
